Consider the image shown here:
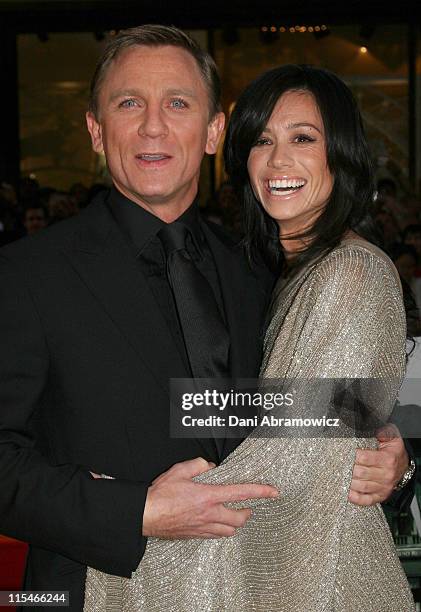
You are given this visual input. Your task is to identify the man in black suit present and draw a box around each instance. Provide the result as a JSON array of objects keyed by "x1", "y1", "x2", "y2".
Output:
[{"x1": 0, "y1": 25, "x2": 413, "y2": 611}]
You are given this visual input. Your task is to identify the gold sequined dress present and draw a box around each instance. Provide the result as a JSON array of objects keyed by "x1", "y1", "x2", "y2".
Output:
[{"x1": 84, "y1": 238, "x2": 415, "y2": 611}]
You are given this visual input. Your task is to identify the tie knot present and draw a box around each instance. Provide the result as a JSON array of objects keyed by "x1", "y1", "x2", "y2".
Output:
[{"x1": 158, "y1": 222, "x2": 191, "y2": 257}]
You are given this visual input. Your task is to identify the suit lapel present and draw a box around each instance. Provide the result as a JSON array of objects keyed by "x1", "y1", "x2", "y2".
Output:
[
  {"x1": 66, "y1": 204, "x2": 264, "y2": 383},
  {"x1": 62, "y1": 200, "x2": 272, "y2": 462},
  {"x1": 63, "y1": 203, "x2": 187, "y2": 390},
  {"x1": 202, "y1": 222, "x2": 268, "y2": 379},
  {"x1": 62, "y1": 199, "x2": 217, "y2": 459}
]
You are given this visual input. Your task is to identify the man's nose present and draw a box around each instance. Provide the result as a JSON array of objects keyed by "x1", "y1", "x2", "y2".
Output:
[
  {"x1": 138, "y1": 105, "x2": 168, "y2": 138},
  {"x1": 267, "y1": 143, "x2": 294, "y2": 169}
]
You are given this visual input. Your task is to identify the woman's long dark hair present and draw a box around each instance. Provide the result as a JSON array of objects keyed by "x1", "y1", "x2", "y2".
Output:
[
  {"x1": 224, "y1": 64, "x2": 416, "y2": 346},
  {"x1": 223, "y1": 64, "x2": 375, "y2": 274}
]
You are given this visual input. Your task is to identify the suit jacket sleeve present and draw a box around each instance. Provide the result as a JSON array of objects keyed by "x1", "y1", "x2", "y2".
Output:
[{"x1": 0, "y1": 254, "x2": 147, "y2": 577}]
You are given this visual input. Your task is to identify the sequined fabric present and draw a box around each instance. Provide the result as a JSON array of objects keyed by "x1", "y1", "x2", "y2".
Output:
[{"x1": 84, "y1": 239, "x2": 415, "y2": 611}]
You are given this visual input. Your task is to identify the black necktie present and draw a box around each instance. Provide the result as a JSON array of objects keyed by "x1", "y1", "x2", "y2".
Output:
[{"x1": 158, "y1": 222, "x2": 230, "y2": 379}]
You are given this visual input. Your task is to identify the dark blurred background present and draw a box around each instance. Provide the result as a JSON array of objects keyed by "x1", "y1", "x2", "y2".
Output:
[{"x1": 0, "y1": 1, "x2": 421, "y2": 606}]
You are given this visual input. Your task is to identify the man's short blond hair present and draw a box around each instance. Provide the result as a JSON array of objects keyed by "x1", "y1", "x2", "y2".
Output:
[{"x1": 88, "y1": 24, "x2": 221, "y2": 119}]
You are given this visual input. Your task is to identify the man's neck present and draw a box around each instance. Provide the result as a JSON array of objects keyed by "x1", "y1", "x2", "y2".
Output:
[{"x1": 113, "y1": 184, "x2": 198, "y2": 224}]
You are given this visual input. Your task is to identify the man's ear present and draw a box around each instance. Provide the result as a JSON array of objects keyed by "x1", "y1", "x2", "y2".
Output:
[
  {"x1": 205, "y1": 112, "x2": 225, "y2": 155},
  {"x1": 86, "y1": 111, "x2": 104, "y2": 154}
]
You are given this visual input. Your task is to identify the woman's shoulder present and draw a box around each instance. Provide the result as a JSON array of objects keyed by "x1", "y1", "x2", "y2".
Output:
[
  {"x1": 334, "y1": 235, "x2": 395, "y2": 266},
  {"x1": 269, "y1": 235, "x2": 403, "y2": 327},
  {"x1": 313, "y1": 235, "x2": 402, "y2": 292}
]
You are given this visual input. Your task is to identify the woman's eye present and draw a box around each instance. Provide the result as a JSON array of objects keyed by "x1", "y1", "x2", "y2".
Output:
[
  {"x1": 170, "y1": 98, "x2": 187, "y2": 109},
  {"x1": 294, "y1": 134, "x2": 315, "y2": 143},
  {"x1": 255, "y1": 137, "x2": 271, "y2": 146}
]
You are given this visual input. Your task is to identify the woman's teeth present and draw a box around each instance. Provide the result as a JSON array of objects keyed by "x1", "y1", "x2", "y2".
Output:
[{"x1": 268, "y1": 179, "x2": 305, "y2": 195}]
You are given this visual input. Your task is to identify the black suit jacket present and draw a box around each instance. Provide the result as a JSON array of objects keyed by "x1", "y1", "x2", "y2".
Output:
[{"x1": 0, "y1": 192, "x2": 274, "y2": 609}]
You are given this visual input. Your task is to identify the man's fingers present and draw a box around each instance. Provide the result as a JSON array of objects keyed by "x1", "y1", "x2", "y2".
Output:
[
  {"x1": 186, "y1": 457, "x2": 216, "y2": 475},
  {"x1": 353, "y1": 440, "x2": 408, "y2": 497},
  {"x1": 162, "y1": 523, "x2": 237, "y2": 539},
  {"x1": 350, "y1": 478, "x2": 381, "y2": 495},
  {"x1": 348, "y1": 490, "x2": 382, "y2": 506},
  {"x1": 375, "y1": 423, "x2": 401, "y2": 442},
  {"x1": 354, "y1": 449, "x2": 382, "y2": 467},
  {"x1": 352, "y1": 464, "x2": 388, "y2": 483},
  {"x1": 354, "y1": 449, "x2": 400, "y2": 485},
  {"x1": 211, "y1": 483, "x2": 278, "y2": 504},
  {"x1": 199, "y1": 524, "x2": 237, "y2": 538},
  {"x1": 215, "y1": 506, "x2": 252, "y2": 528},
  {"x1": 199, "y1": 512, "x2": 253, "y2": 538},
  {"x1": 151, "y1": 457, "x2": 214, "y2": 486},
  {"x1": 144, "y1": 463, "x2": 276, "y2": 539},
  {"x1": 349, "y1": 476, "x2": 394, "y2": 504},
  {"x1": 354, "y1": 448, "x2": 395, "y2": 468},
  {"x1": 178, "y1": 457, "x2": 214, "y2": 476}
]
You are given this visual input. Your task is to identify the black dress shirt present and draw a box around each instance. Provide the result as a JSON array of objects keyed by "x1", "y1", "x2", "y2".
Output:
[{"x1": 107, "y1": 187, "x2": 229, "y2": 377}]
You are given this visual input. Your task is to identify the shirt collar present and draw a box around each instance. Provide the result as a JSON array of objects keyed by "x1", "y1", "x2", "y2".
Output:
[{"x1": 107, "y1": 186, "x2": 203, "y2": 253}]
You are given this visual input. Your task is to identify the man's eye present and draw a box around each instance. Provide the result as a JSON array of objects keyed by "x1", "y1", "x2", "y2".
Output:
[
  {"x1": 119, "y1": 99, "x2": 137, "y2": 108},
  {"x1": 170, "y1": 98, "x2": 187, "y2": 109}
]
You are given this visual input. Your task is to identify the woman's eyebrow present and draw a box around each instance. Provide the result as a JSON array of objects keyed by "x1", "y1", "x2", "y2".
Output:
[{"x1": 286, "y1": 122, "x2": 322, "y2": 134}]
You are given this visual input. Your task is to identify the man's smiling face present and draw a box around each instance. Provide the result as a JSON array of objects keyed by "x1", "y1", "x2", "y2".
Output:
[{"x1": 86, "y1": 45, "x2": 224, "y2": 221}]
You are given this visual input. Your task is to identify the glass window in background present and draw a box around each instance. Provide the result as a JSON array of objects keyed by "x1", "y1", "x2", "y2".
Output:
[
  {"x1": 17, "y1": 30, "x2": 211, "y2": 201},
  {"x1": 18, "y1": 32, "x2": 106, "y2": 192},
  {"x1": 214, "y1": 24, "x2": 410, "y2": 195}
]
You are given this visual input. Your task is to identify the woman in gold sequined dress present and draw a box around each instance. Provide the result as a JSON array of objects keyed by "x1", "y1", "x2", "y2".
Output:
[{"x1": 84, "y1": 66, "x2": 415, "y2": 611}]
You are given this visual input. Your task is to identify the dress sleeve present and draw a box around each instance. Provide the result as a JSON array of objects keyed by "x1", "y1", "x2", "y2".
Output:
[{"x1": 263, "y1": 245, "x2": 406, "y2": 424}]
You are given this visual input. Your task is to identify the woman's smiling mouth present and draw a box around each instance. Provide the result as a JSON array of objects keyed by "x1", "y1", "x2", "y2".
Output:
[{"x1": 267, "y1": 178, "x2": 307, "y2": 196}]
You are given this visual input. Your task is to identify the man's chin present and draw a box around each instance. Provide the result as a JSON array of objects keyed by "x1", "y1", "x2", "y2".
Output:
[
  {"x1": 115, "y1": 185, "x2": 196, "y2": 221},
  {"x1": 113, "y1": 184, "x2": 168, "y2": 207}
]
